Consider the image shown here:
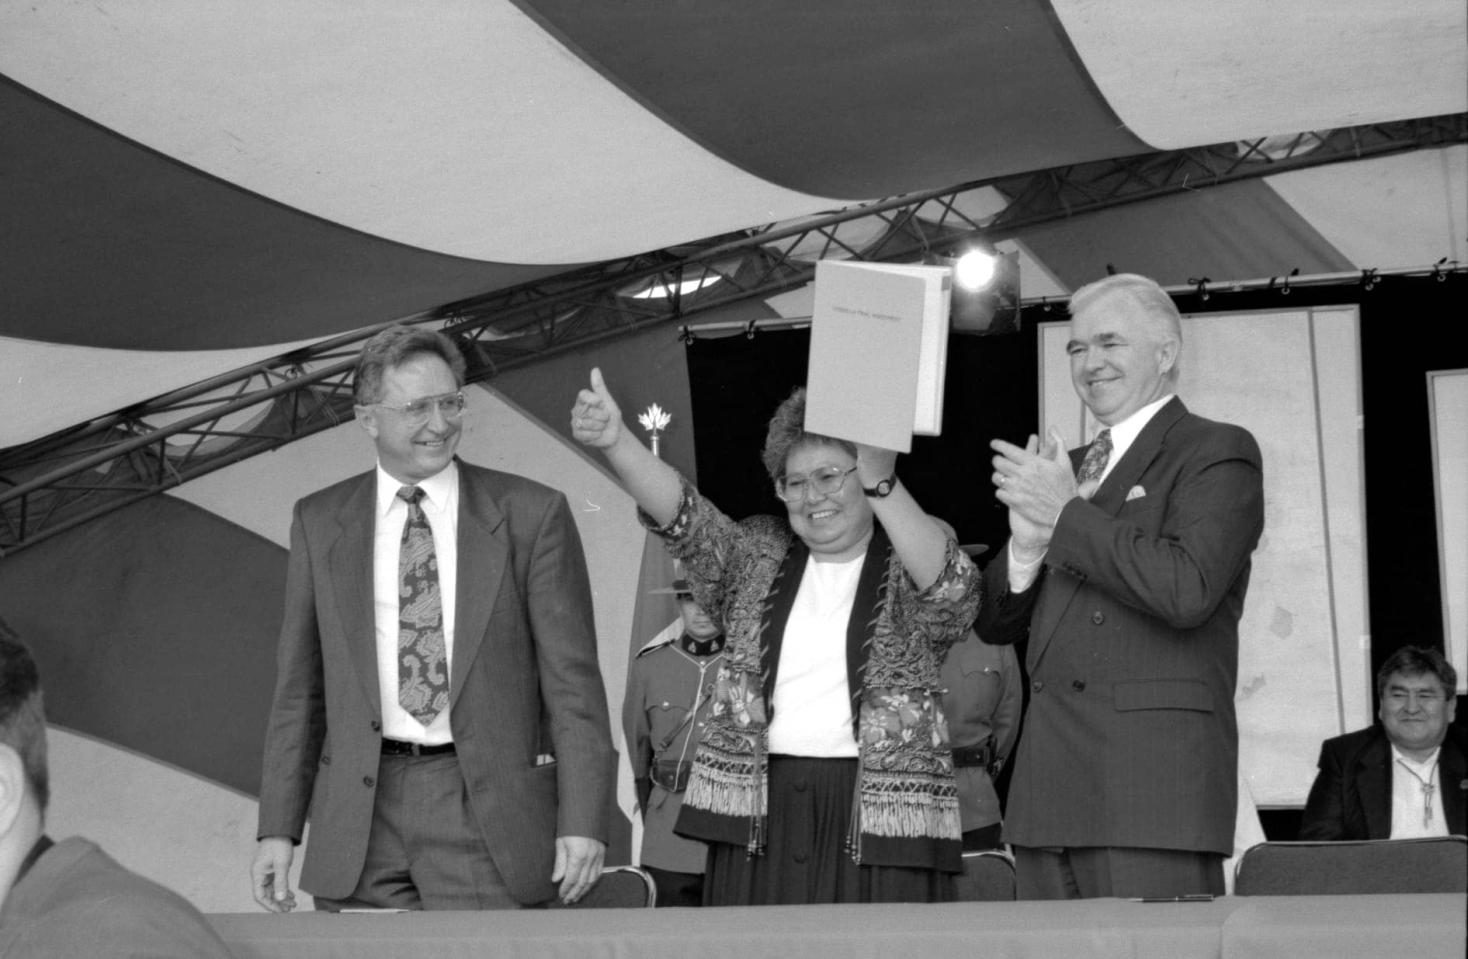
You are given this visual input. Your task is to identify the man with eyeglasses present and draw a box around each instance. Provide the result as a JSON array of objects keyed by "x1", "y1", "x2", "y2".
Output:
[
  {"x1": 1300, "y1": 645, "x2": 1466, "y2": 841},
  {"x1": 251, "y1": 325, "x2": 614, "y2": 912}
]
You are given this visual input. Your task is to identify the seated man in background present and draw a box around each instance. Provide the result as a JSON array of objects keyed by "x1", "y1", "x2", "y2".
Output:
[
  {"x1": 0, "y1": 623, "x2": 234, "y2": 958},
  {"x1": 940, "y1": 625, "x2": 1022, "y2": 852},
  {"x1": 623, "y1": 577, "x2": 726, "y2": 906},
  {"x1": 1300, "y1": 645, "x2": 1466, "y2": 840}
]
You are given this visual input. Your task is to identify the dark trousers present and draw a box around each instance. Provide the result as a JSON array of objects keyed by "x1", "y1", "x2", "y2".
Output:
[
  {"x1": 1013, "y1": 845, "x2": 1225, "y2": 900},
  {"x1": 644, "y1": 865, "x2": 704, "y2": 907},
  {"x1": 313, "y1": 752, "x2": 524, "y2": 911},
  {"x1": 961, "y1": 824, "x2": 1004, "y2": 851}
]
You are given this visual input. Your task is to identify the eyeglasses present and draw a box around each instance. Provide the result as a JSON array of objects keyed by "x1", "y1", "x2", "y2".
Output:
[
  {"x1": 774, "y1": 465, "x2": 857, "y2": 502},
  {"x1": 367, "y1": 390, "x2": 466, "y2": 426}
]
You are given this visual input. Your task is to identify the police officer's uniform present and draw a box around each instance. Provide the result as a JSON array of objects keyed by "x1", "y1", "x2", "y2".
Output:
[{"x1": 623, "y1": 629, "x2": 725, "y2": 906}]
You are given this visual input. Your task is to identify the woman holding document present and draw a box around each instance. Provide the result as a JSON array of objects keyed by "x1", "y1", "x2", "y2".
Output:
[{"x1": 572, "y1": 370, "x2": 981, "y2": 905}]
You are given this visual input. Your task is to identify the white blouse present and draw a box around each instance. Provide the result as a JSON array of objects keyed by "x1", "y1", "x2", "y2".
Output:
[{"x1": 766, "y1": 554, "x2": 865, "y2": 757}]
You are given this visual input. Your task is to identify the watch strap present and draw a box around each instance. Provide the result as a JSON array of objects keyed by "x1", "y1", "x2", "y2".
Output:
[{"x1": 862, "y1": 474, "x2": 897, "y2": 498}]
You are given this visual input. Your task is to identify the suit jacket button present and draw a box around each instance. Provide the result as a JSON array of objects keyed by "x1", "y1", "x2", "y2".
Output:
[
  {"x1": 321, "y1": 755, "x2": 331, "y2": 766},
  {"x1": 1031, "y1": 680, "x2": 1044, "y2": 693},
  {"x1": 363, "y1": 776, "x2": 375, "y2": 788},
  {"x1": 1091, "y1": 611, "x2": 1105, "y2": 625},
  {"x1": 1072, "y1": 680, "x2": 1087, "y2": 691},
  {"x1": 370, "y1": 720, "x2": 381, "y2": 732}
]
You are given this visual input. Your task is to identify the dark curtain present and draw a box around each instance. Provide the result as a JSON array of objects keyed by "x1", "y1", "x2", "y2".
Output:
[{"x1": 686, "y1": 320, "x2": 1042, "y2": 554}]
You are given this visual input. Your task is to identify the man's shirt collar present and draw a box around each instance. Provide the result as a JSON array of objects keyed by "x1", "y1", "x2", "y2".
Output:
[{"x1": 375, "y1": 460, "x2": 458, "y2": 517}]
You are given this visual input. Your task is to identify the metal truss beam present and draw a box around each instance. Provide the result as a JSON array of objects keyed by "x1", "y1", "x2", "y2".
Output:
[{"x1": 2, "y1": 112, "x2": 1464, "y2": 553}]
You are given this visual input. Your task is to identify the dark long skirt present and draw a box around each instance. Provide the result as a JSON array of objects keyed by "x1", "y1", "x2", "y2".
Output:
[{"x1": 702, "y1": 755, "x2": 954, "y2": 905}]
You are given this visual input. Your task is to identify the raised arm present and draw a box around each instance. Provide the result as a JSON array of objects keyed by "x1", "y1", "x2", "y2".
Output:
[
  {"x1": 572, "y1": 367, "x2": 681, "y2": 525},
  {"x1": 856, "y1": 443, "x2": 952, "y2": 590}
]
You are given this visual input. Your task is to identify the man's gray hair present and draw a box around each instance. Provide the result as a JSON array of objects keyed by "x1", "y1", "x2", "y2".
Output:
[
  {"x1": 353, "y1": 325, "x2": 467, "y2": 405},
  {"x1": 1069, "y1": 273, "x2": 1182, "y2": 382}
]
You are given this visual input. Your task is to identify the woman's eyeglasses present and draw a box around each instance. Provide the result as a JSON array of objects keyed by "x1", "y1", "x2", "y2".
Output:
[{"x1": 774, "y1": 465, "x2": 857, "y2": 502}]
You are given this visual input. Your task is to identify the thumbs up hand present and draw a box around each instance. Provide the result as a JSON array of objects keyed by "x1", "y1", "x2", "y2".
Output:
[{"x1": 572, "y1": 367, "x2": 624, "y2": 449}]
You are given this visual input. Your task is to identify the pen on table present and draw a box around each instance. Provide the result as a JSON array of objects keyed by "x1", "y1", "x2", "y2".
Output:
[{"x1": 1132, "y1": 894, "x2": 1216, "y2": 903}]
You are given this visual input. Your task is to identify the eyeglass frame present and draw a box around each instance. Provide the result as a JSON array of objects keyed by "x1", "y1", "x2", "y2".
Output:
[
  {"x1": 773, "y1": 464, "x2": 859, "y2": 502},
  {"x1": 360, "y1": 389, "x2": 467, "y2": 426}
]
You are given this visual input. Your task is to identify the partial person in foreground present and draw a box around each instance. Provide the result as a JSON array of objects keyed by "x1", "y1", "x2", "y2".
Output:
[
  {"x1": 624, "y1": 577, "x2": 726, "y2": 906},
  {"x1": 252, "y1": 325, "x2": 615, "y2": 912},
  {"x1": 978, "y1": 272, "x2": 1265, "y2": 899},
  {"x1": 1299, "y1": 645, "x2": 1466, "y2": 840},
  {"x1": 940, "y1": 626, "x2": 1022, "y2": 852},
  {"x1": 0, "y1": 622, "x2": 234, "y2": 958},
  {"x1": 574, "y1": 372, "x2": 981, "y2": 905}
]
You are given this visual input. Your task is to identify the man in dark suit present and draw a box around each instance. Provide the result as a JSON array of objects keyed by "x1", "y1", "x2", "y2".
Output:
[
  {"x1": 0, "y1": 625, "x2": 234, "y2": 957},
  {"x1": 979, "y1": 273, "x2": 1264, "y2": 899},
  {"x1": 250, "y1": 325, "x2": 615, "y2": 911},
  {"x1": 1300, "y1": 645, "x2": 1466, "y2": 840}
]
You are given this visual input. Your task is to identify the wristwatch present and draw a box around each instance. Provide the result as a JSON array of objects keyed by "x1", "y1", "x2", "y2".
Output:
[{"x1": 862, "y1": 474, "x2": 897, "y2": 498}]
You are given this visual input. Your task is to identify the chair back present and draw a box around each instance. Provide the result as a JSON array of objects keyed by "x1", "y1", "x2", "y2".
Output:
[
  {"x1": 548, "y1": 865, "x2": 657, "y2": 908},
  {"x1": 1233, "y1": 837, "x2": 1468, "y2": 896},
  {"x1": 953, "y1": 849, "x2": 1016, "y2": 901}
]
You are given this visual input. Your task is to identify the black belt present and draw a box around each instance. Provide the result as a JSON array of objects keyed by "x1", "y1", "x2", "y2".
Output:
[
  {"x1": 951, "y1": 740, "x2": 994, "y2": 769},
  {"x1": 650, "y1": 759, "x2": 692, "y2": 793},
  {"x1": 381, "y1": 739, "x2": 456, "y2": 757}
]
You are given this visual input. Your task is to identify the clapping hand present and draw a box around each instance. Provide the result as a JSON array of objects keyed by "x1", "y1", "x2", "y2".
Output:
[{"x1": 991, "y1": 428, "x2": 1077, "y2": 558}]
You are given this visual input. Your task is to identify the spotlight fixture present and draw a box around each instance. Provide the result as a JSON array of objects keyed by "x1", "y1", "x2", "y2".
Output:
[
  {"x1": 951, "y1": 249, "x2": 1000, "y2": 291},
  {"x1": 937, "y1": 248, "x2": 1021, "y2": 334}
]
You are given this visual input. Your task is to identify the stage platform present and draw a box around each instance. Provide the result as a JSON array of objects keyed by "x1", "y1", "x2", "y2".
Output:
[{"x1": 210, "y1": 893, "x2": 1465, "y2": 959}]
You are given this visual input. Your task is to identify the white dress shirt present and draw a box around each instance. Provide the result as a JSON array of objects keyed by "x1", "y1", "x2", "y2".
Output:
[
  {"x1": 372, "y1": 461, "x2": 459, "y2": 744},
  {"x1": 1389, "y1": 745, "x2": 1449, "y2": 838}
]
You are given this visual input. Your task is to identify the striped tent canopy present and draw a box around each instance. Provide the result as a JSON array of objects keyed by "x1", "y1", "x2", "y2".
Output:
[
  {"x1": 3, "y1": 0, "x2": 1465, "y2": 446},
  {"x1": 1, "y1": 0, "x2": 1465, "y2": 913}
]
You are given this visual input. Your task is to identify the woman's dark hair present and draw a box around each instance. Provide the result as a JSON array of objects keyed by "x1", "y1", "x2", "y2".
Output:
[{"x1": 759, "y1": 387, "x2": 857, "y2": 481}]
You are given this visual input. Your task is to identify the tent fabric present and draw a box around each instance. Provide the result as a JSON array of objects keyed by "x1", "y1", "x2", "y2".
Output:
[
  {"x1": 1011, "y1": 178, "x2": 1355, "y2": 290},
  {"x1": 2, "y1": 1, "x2": 1463, "y2": 359},
  {"x1": 0, "y1": 493, "x2": 284, "y2": 795},
  {"x1": 1, "y1": 2, "x2": 1465, "y2": 806},
  {"x1": 514, "y1": 0, "x2": 1151, "y2": 198}
]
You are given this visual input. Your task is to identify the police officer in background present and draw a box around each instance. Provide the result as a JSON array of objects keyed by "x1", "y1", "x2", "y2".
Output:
[
  {"x1": 941, "y1": 627, "x2": 1022, "y2": 850},
  {"x1": 623, "y1": 578, "x2": 726, "y2": 906},
  {"x1": 937, "y1": 540, "x2": 1023, "y2": 851}
]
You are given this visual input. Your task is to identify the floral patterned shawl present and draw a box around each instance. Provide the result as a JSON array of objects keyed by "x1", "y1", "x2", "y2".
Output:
[{"x1": 646, "y1": 481, "x2": 981, "y2": 871}]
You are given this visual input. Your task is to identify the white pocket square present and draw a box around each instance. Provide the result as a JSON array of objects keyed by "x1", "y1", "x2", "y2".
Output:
[{"x1": 1125, "y1": 485, "x2": 1147, "y2": 502}]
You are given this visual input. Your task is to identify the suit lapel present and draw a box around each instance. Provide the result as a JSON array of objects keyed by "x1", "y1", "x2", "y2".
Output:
[
  {"x1": 1439, "y1": 737, "x2": 1468, "y2": 836},
  {"x1": 1025, "y1": 400, "x2": 1189, "y2": 669},
  {"x1": 326, "y1": 474, "x2": 382, "y2": 711},
  {"x1": 1356, "y1": 733, "x2": 1393, "y2": 839},
  {"x1": 1090, "y1": 397, "x2": 1187, "y2": 516},
  {"x1": 452, "y1": 465, "x2": 508, "y2": 705}
]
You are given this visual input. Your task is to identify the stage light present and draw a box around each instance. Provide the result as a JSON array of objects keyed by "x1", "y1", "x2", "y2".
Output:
[
  {"x1": 952, "y1": 249, "x2": 999, "y2": 291},
  {"x1": 943, "y1": 249, "x2": 1021, "y2": 335}
]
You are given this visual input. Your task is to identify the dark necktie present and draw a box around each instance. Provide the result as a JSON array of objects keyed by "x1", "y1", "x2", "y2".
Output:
[
  {"x1": 397, "y1": 486, "x2": 448, "y2": 725},
  {"x1": 1076, "y1": 428, "x2": 1112, "y2": 486}
]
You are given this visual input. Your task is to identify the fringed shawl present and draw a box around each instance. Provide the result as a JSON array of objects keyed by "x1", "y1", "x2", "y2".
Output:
[{"x1": 645, "y1": 481, "x2": 981, "y2": 871}]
